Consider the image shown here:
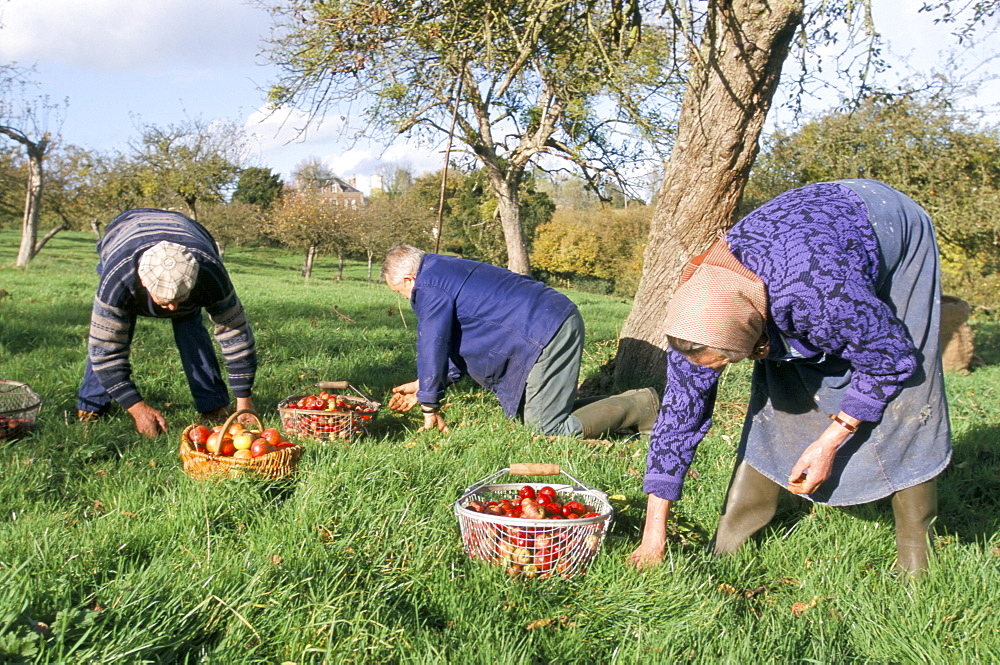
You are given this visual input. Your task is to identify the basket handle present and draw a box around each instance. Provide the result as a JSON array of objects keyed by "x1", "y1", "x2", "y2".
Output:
[
  {"x1": 509, "y1": 463, "x2": 561, "y2": 476},
  {"x1": 315, "y1": 381, "x2": 350, "y2": 390},
  {"x1": 219, "y1": 408, "x2": 263, "y2": 434}
]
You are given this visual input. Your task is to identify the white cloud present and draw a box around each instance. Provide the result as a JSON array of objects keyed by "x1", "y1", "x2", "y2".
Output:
[{"x1": 0, "y1": 0, "x2": 271, "y2": 70}]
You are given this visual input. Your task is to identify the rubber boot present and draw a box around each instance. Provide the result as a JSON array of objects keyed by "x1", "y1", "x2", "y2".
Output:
[
  {"x1": 891, "y1": 479, "x2": 937, "y2": 578},
  {"x1": 571, "y1": 394, "x2": 609, "y2": 411},
  {"x1": 571, "y1": 387, "x2": 660, "y2": 438},
  {"x1": 711, "y1": 460, "x2": 782, "y2": 555}
]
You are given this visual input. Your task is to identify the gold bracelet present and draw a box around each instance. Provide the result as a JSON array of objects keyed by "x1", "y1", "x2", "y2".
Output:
[{"x1": 828, "y1": 414, "x2": 857, "y2": 434}]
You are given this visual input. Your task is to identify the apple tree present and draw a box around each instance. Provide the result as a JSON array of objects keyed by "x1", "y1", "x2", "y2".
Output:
[{"x1": 263, "y1": 0, "x2": 677, "y2": 274}]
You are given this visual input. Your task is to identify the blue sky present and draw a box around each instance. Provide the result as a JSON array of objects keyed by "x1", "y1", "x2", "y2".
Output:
[{"x1": 1, "y1": 0, "x2": 996, "y2": 194}]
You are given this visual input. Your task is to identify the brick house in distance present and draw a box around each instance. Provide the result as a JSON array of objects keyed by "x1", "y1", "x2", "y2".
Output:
[{"x1": 291, "y1": 174, "x2": 365, "y2": 208}]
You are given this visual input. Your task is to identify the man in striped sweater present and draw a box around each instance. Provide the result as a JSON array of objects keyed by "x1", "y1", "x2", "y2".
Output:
[{"x1": 77, "y1": 209, "x2": 257, "y2": 437}]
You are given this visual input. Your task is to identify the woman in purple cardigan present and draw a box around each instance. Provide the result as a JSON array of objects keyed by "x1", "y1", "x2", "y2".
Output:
[{"x1": 631, "y1": 179, "x2": 951, "y2": 577}]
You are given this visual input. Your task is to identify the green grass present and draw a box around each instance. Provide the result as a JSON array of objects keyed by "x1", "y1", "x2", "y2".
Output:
[{"x1": 2, "y1": 231, "x2": 999, "y2": 663}]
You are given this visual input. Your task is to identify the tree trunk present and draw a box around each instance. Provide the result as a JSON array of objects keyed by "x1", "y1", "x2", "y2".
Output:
[
  {"x1": 494, "y1": 183, "x2": 530, "y2": 274},
  {"x1": 34, "y1": 223, "x2": 68, "y2": 255},
  {"x1": 609, "y1": 0, "x2": 804, "y2": 388},
  {"x1": 302, "y1": 245, "x2": 317, "y2": 278},
  {"x1": 337, "y1": 248, "x2": 344, "y2": 281},
  {"x1": 14, "y1": 136, "x2": 49, "y2": 267},
  {"x1": 367, "y1": 250, "x2": 374, "y2": 282}
]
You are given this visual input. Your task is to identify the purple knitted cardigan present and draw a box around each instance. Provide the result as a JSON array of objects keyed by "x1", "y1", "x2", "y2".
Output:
[{"x1": 644, "y1": 183, "x2": 918, "y2": 502}]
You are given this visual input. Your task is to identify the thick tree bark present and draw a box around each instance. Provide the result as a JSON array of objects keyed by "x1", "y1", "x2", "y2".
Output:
[
  {"x1": 494, "y1": 180, "x2": 531, "y2": 274},
  {"x1": 3, "y1": 130, "x2": 51, "y2": 267},
  {"x1": 610, "y1": 0, "x2": 804, "y2": 388}
]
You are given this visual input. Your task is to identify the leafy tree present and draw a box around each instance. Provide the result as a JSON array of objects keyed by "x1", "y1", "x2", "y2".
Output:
[
  {"x1": 606, "y1": 0, "x2": 1000, "y2": 386},
  {"x1": 263, "y1": 0, "x2": 676, "y2": 274},
  {"x1": 406, "y1": 167, "x2": 555, "y2": 264},
  {"x1": 0, "y1": 64, "x2": 66, "y2": 265},
  {"x1": 232, "y1": 167, "x2": 284, "y2": 210},
  {"x1": 747, "y1": 92, "x2": 1000, "y2": 307},
  {"x1": 198, "y1": 201, "x2": 269, "y2": 253},
  {"x1": 127, "y1": 118, "x2": 249, "y2": 219},
  {"x1": 607, "y1": 0, "x2": 892, "y2": 387},
  {"x1": 352, "y1": 193, "x2": 433, "y2": 281},
  {"x1": 532, "y1": 203, "x2": 650, "y2": 295},
  {"x1": 267, "y1": 189, "x2": 357, "y2": 278},
  {"x1": 37, "y1": 143, "x2": 112, "y2": 237},
  {"x1": 0, "y1": 141, "x2": 25, "y2": 224}
]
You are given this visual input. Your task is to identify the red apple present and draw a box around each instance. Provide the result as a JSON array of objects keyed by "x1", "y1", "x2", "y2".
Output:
[
  {"x1": 188, "y1": 425, "x2": 211, "y2": 446},
  {"x1": 260, "y1": 428, "x2": 282, "y2": 446},
  {"x1": 250, "y1": 438, "x2": 270, "y2": 458}
]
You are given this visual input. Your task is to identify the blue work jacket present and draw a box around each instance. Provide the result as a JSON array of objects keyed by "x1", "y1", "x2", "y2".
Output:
[{"x1": 411, "y1": 254, "x2": 577, "y2": 417}]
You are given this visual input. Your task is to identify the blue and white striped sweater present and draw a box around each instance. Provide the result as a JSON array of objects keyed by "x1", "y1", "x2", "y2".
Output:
[{"x1": 88, "y1": 209, "x2": 257, "y2": 408}]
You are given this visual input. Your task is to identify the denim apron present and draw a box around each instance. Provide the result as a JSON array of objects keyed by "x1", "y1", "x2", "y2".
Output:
[{"x1": 740, "y1": 179, "x2": 952, "y2": 505}]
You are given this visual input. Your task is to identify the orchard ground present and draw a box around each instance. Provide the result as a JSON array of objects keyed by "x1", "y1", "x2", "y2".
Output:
[{"x1": 1, "y1": 231, "x2": 999, "y2": 662}]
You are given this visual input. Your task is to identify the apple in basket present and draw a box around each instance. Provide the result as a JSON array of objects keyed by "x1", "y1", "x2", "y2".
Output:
[
  {"x1": 260, "y1": 428, "x2": 282, "y2": 447},
  {"x1": 205, "y1": 431, "x2": 223, "y2": 454},
  {"x1": 188, "y1": 425, "x2": 211, "y2": 448},
  {"x1": 250, "y1": 438, "x2": 272, "y2": 458},
  {"x1": 232, "y1": 430, "x2": 254, "y2": 451}
]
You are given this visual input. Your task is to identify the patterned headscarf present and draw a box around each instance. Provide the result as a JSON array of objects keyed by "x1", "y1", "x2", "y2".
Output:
[
  {"x1": 137, "y1": 240, "x2": 199, "y2": 302},
  {"x1": 662, "y1": 237, "x2": 768, "y2": 355}
]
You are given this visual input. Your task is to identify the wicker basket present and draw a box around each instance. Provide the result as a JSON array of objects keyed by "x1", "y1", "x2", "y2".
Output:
[
  {"x1": 454, "y1": 464, "x2": 614, "y2": 579},
  {"x1": 278, "y1": 381, "x2": 380, "y2": 443},
  {"x1": 179, "y1": 409, "x2": 303, "y2": 480},
  {"x1": 0, "y1": 380, "x2": 42, "y2": 441}
]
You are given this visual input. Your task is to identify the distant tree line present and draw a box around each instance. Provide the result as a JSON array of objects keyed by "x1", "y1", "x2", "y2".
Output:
[{"x1": 3, "y1": 90, "x2": 1000, "y2": 311}]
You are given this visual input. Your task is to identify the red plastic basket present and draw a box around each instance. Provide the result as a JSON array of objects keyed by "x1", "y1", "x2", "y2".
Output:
[
  {"x1": 0, "y1": 380, "x2": 41, "y2": 441},
  {"x1": 278, "y1": 381, "x2": 380, "y2": 443},
  {"x1": 454, "y1": 464, "x2": 614, "y2": 579}
]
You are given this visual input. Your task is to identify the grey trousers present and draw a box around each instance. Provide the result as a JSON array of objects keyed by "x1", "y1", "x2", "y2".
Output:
[{"x1": 522, "y1": 308, "x2": 585, "y2": 436}]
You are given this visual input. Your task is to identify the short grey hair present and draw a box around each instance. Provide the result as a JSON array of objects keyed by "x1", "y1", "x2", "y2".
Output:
[{"x1": 381, "y1": 244, "x2": 426, "y2": 285}]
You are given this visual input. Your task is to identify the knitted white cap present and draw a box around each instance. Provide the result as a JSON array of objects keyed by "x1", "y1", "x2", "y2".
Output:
[{"x1": 137, "y1": 241, "x2": 199, "y2": 302}]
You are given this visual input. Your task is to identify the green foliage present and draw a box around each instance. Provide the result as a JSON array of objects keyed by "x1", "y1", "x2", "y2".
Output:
[
  {"x1": 1, "y1": 230, "x2": 999, "y2": 662},
  {"x1": 264, "y1": 0, "x2": 679, "y2": 270},
  {"x1": 265, "y1": 189, "x2": 358, "y2": 275},
  {"x1": 232, "y1": 167, "x2": 284, "y2": 210},
  {"x1": 532, "y1": 204, "x2": 650, "y2": 296},
  {"x1": 747, "y1": 93, "x2": 1000, "y2": 309},
  {"x1": 126, "y1": 118, "x2": 250, "y2": 219},
  {"x1": 407, "y1": 167, "x2": 556, "y2": 264},
  {"x1": 197, "y1": 201, "x2": 269, "y2": 251}
]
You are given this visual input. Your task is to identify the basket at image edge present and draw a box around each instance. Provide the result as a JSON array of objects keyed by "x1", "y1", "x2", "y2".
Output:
[
  {"x1": 0, "y1": 380, "x2": 42, "y2": 441},
  {"x1": 453, "y1": 465, "x2": 614, "y2": 579},
  {"x1": 277, "y1": 388, "x2": 380, "y2": 443},
  {"x1": 178, "y1": 409, "x2": 303, "y2": 481}
]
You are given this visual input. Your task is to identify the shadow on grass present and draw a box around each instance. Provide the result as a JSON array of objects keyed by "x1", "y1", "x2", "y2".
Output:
[
  {"x1": 0, "y1": 301, "x2": 91, "y2": 356},
  {"x1": 972, "y1": 319, "x2": 1000, "y2": 367}
]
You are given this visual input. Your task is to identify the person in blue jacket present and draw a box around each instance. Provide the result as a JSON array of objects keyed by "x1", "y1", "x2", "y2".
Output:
[
  {"x1": 380, "y1": 245, "x2": 658, "y2": 437},
  {"x1": 77, "y1": 209, "x2": 257, "y2": 437}
]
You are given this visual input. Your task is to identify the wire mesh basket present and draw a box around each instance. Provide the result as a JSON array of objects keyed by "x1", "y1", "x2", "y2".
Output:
[
  {"x1": 454, "y1": 464, "x2": 614, "y2": 579},
  {"x1": 278, "y1": 381, "x2": 380, "y2": 443},
  {"x1": 0, "y1": 380, "x2": 42, "y2": 441}
]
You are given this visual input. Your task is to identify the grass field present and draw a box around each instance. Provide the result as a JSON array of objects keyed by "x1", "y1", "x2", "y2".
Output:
[{"x1": 2, "y1": 231, "x2": 999, "y2": 663}]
